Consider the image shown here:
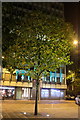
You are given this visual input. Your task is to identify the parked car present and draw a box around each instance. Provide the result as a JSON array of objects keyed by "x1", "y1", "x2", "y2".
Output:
[
  {"x1": 65, "y1": 95, "x2": 75, "y2": 100},
  {"x1": 75, "y1": 95, "x2": 80, "y2": 105}
]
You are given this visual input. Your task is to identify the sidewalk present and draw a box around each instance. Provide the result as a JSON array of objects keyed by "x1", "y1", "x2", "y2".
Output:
[{"x1": 1, "y1": 100, "x2": 79, "y2": 119}]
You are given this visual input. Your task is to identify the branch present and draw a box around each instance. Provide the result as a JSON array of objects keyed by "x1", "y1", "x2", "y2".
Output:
[{"x1": 38, "y1": 69, "x2": 45, "y2": 76}]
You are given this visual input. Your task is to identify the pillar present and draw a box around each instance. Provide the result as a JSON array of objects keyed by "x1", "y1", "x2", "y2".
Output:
[
  {"x1": 14, "y1": 87, "x2": 22, "y2": 100},
  {"x1": 60, "y1": 68, "x2": 62, "y2": 83},
  {"x1": 50, "y1": 71, "x2": 52, "y2": 82}
]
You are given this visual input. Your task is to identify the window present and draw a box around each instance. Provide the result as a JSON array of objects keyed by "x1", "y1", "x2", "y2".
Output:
[
  {"x1": 56, "y1": 68, "x2": 60, "y2": 73},
  {"x1": 46, "y1": 76, "x2": 50, "y2": 82},
  {"x1": 57, "y1": 77, "x2": 60, "y2": 83},
  {"x1": 61, "y1": 67, "x2": 65, "y2": 74},
  {"x1": 17, "y1": 75, "x2": 22, "y2": 81},
  {"x1": 23, "y1": 76, "x2": 31, "y2": 82},
  {"x1": 51, "y1": 77, "x2": 55, "y2": 83},
  {"x1": 24, "y1": 76, "x2": 28, "y2": 81},
  {"x1": 62, "y1": 77, "x2": 65, "y2": 84},
  {"x1": 41, "y1": 89, "x2": 49, "y2": 98}
]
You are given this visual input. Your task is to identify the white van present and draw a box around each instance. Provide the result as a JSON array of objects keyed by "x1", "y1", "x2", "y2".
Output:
[{"x1": 75, "y1": 95, "x2": 80, "y2": 105}]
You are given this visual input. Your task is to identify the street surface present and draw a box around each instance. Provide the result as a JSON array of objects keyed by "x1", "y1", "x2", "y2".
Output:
[{"x1": 1, "y1": 100, "x2": 80, "y2": 120}]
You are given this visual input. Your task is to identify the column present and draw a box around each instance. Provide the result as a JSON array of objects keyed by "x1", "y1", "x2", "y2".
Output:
[
  {"x1": 14, "y1": 87, "x2": 22, "y2": 100},
  {"x1": 28, "y1": 69, "x2": 30, "y2": 81},
  {"x1": 44, "y1": 77, "x2": 46, "y2": 81},
  {"x1": 60, "y1": 68, "x2": 62, "y2": 83},
  {"x1": 50, "y1": 71, "x2": 52, "y2": 82}
]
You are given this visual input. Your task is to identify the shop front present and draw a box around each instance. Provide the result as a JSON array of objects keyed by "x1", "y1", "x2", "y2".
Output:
[
  {"x1": 0, "y1": 86, "x2": 32, "y2": 100},
  {"x1": 41, "y1": 88, "x2": 65, "y2": 100},
  {"x1": 0, "y1": 86, "x2": 15, "y2": 100},
  {"x1": 1, "y1": 86, "x2": 66, "y2": 100}
]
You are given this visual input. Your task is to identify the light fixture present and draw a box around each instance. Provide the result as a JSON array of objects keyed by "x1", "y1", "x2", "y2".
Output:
[
  {"x1": 68, "y1": 70, "x2": 71, "y2": 73},
  {"x1": 46, "y1": 114, "x2": 50, "y2": 117},
  {"x1": 73, "y1": 40, "x2": 78, "y2": 45},
  {"x1": 23, "y1": 112, "x2": 26, "y2": 115},
  {"x1": 2, "y1": 56, "x2": 4, "y2": 59}
]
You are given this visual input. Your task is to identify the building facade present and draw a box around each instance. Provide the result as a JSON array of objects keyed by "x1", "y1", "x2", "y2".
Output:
[{"x1": 1, "y1": 66, "x2": 67, "y2": 100}]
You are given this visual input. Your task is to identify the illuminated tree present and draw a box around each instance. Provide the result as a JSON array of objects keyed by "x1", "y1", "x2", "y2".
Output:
[{"x1": 3, "y1": 10, "x2": 74, "y2": 115}]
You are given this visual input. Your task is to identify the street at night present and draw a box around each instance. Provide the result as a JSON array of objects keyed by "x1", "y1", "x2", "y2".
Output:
[
  {"x1": 1, "y1": 2, "x2": 80, "y2": 120},
  {"x1": 1, "y1": 100, "x2": 80, "y2": 119}
]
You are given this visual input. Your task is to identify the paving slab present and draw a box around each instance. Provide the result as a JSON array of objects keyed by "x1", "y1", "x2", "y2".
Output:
[{"x1": 1, "y1": 100, "x2": 80, "y2": 119}]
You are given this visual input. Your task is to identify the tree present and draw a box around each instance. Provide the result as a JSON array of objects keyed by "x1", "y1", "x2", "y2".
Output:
[
  {"x1": 66, "y1": 70, "x2": 75, "y2": 87},
  {"x1": 73, "y1": 78, "x2": 80, "y2": 96},
  {"x1": 66, "y1": 69, "x2": 80, "y2": 96},
  {"x1": 3, "y1": 48, "x2": 19, "y2": 82},
  {"x1": 3, "y1": 10, "x2": 75, "y2": 115},
  {"x1": 2, "y1": 2, "x2": 26, "y2": 79},
  {"x1": 72, "y1": 70, "x2": 80, "y2": 95},
  {"x1": 66, "y1": 70, "x2": 75, "y2": 95}
]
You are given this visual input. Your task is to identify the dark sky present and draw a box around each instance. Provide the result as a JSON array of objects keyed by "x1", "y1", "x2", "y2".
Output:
[
  {"x1": 64, "y1": 2, "x2": 80, "y2": 71},
  {"x1": 64, "y1": 2, "x2": 79, "y2": 35}
]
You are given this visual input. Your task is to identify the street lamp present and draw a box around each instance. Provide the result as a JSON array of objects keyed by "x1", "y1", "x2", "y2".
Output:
[
  {"x1": 68, "y1": 70, "x2": 71, "y2": 73},
  {"x1": 2, "y1": 56, "x2": 4, "y2": 59},
  {"x1": 73, "y1": 40, "x2": 78, "y2": 45}
]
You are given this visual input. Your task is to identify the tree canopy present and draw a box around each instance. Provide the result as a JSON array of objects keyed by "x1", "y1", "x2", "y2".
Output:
[
  {"x1": 66, "y1": 69, "x2": 80, "y2": 96},
  {"x1": 3, "y1": 10, "x2": 74, "y2": 77}
]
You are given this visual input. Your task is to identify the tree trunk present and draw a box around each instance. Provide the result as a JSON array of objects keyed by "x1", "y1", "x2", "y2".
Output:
[{"x1": 34, "y1": 79, "x2": 39, "y2": 115}]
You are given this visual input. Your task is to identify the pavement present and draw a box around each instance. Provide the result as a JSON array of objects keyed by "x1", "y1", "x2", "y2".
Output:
[{"x1": 1, "y1": 100, "x2": 80, "y2": 120}]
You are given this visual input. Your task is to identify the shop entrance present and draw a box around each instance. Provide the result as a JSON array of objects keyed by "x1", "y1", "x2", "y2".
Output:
[{"x1": 22, "y1": 88, "x2": 31, "y2": 100}]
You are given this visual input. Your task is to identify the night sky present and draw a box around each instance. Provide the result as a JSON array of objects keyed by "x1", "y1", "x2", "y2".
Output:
[
  {"x1": 64, "y1": 2, "x2": 80, "y2": 72},
  {"x1": 64, "y1": 2, "x2": 79, "y2": 34}
]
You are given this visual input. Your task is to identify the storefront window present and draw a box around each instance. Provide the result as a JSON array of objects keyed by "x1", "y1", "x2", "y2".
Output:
[
  {"x1": 0, "y1": 87, "x2": 15, "y2": 99},
  {"x1": 41, "y1": 89, "x2": 49, "y2": 98},
  {"x1": 51, "y1": 89, "x2": 63, "y2": 98}
]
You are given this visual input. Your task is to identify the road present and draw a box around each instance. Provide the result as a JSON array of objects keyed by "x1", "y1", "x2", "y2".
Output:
[{"x1": 1, "y1": 100, "x2": 80, "y2": 120}]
